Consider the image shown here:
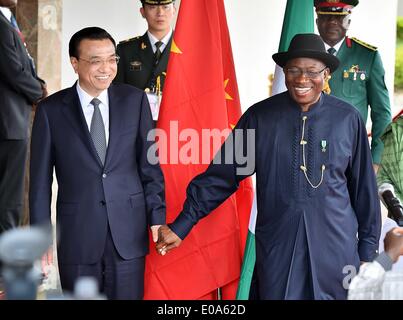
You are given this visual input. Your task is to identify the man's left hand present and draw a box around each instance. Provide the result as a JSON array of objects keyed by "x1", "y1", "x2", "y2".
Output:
[{"x1": 156, "y1": 225, "x2": 182, "y2": 255}]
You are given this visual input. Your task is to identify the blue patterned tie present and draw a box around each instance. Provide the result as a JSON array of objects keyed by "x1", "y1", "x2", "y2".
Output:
[
  {"x1": 10, "y1": 13, "x2": 20, "y2": 32},
  {"x1": 90, "y1": 98, "x2": 106, "y2": 166}
]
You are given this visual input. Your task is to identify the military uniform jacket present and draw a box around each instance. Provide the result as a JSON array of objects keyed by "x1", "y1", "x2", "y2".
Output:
[
  {"x1": 115, "y1": 32, "x2": 172, "y2": 92},
  {"x1": 377, "y1": 115, "x2": 403, "y2": 202},
  {"x1": 329, "y1": 37, "x2": 392, "y2": 164}
]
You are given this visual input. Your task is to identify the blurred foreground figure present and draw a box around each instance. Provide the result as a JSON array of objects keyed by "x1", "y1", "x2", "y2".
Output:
[
  {"x1": 349, "y1": 228, "x2": 403, "y2": 300},
  {"x1": 0, "y1": 226, "x2": 52, "y2": 300}
]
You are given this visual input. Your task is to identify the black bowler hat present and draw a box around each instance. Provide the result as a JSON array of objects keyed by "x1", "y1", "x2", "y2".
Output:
[
  {"x1": 140, "y1": 0, "x2": 175, "y2": 5},
  {"x1": 272, "y1": 33, "x2": 339, "y2": 73},
  {"x1": 315, "y1": 0, "x2": 359, "y2": 15}
]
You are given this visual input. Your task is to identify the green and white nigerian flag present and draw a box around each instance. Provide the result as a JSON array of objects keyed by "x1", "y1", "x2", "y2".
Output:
[{"x1": 236, "y1": 0, "x2": 315, "y2": 299}]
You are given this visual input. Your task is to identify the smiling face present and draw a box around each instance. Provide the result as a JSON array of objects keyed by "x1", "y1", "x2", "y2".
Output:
[
  {"x1": 284, "y1": 57, "x2": 329, "y2": 111},
  {"x1": 70, "y1": 39, "x2": 117, "y2": 97},
  {"x1": 316, "y1": 14, "x2": 350, "y2": 47}
]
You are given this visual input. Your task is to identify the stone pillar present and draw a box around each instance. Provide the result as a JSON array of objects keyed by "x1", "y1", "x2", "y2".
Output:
[
  {"x1": 37, "y1": 0, "x2": 62, "y2": 93},
  {"x1": 15, "y1": 2, "x2": 63, "y2": 294},
  {"x1": 15, "y1": 0, "x2": 62, "y2": 228},
  {"x1": 15, "y1": 0, "x2": 38, "y2": 64}
]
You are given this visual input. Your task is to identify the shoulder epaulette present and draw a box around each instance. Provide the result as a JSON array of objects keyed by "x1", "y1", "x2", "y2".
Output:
[
  {"x1": 119, "y1": 36, "x2": 140, "y2": 44},
  {"x1": 351, "y1": 37, "x2": 377, "y2": 51}
]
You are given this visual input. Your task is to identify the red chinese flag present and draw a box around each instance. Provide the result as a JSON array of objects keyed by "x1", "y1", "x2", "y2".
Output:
[{"x1": 144, "y1": 0, "x2": 253, "y2": 300}]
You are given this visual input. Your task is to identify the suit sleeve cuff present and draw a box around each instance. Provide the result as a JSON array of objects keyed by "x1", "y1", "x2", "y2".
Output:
[
  {"x1": 169, "y1": 212, "x2": 195, "y2": 240},
  {"x1": 150, "y1": 214, "x2": 165, "y2": 226},
  {"x1": 358, "y1": 242, "x2": 379, "y2": 262},
  {"x1": 150, "y1": 217, "x2": 166, "y2": 226}
]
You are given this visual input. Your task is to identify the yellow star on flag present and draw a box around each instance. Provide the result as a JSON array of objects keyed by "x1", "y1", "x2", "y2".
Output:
[
  {"x1": 171, "y1": 39, "x2": 183, "y2": 54},
  {"x1": 224, "y1": 79, "x2": 233, "y2": 100}
]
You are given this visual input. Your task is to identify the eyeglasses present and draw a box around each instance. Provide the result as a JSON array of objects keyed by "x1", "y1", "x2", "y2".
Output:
[
  {"x1": 78, "y1": 55, "x2": 120, "y2": 67},
  {"x1": 284, "y1": 66, "x2": 328, "y2": 80}
]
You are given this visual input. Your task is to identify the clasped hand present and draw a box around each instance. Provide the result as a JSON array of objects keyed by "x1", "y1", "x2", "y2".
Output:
[{"x1": 155, "y1": 225, "x2": 182, "y2": 256}]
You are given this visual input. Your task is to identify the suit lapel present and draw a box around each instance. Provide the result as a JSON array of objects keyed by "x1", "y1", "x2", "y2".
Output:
[
  {"x1": 0, "y1": 10, "x2": 8, "y2": 24},
  {"x1": 336, "y1": 39, "x2": 348, "y2": 68},
  {"x1": 61, "y1": 84, "x2": 103, "y2": 167},
  {"x1": 104, "y1": 85, "x2": 123, "y2": 167}
]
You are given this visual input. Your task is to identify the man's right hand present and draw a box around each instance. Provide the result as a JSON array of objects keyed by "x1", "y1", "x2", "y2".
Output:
[
  {"x1": 35, "y1": 77, "x2": 48, "y2": 99},
  {"x1": 155, "y1": 225, "x2": 182, "y2": 256}
]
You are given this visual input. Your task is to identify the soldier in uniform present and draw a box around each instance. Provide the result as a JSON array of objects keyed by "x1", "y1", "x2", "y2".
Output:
[
  {"x1": 315, "y1": 0, "x2": 392, "y2": 172},
  {"x1": 114, "y1": 0, "x2": 176, "y2": 121},
  {"x1": 376, "y1": 110, "x2": 403, "y2": 274},
  {"x1": 377, "y1": 110, "x2": 403, "y2": 218}
]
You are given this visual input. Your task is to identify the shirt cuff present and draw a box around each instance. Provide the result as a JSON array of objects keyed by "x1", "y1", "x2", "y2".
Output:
[
  {"x1": 149, "y1": 210, "x2": 166, "y2": 226},
  {"x1": 375, "y1": 252, "x2": 393, "y2": 271}
]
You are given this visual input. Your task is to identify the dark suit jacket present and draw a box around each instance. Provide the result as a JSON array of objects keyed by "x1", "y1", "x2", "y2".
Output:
[
  {"x1": 29, "y1": 83, "x2": 166, "y2": 264},
  {"x1": 115, "y1": 32, "x2": 172, "y2": 92},
  {"x1": 0, "y1": 10, "x2": 43, "y2": 139}
]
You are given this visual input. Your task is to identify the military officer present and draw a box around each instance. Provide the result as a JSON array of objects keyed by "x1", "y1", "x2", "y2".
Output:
[
  {"x1": 315, "y1": 0, "x2": 392, "y2": 172},
  {"x1": 115, "y1": 0, "x2": 176, "y2": 120}
]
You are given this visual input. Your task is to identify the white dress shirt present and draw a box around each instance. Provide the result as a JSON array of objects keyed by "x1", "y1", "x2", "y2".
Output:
[
  {"x1": 0, "y1": 7, "x2": 12, "y2": 22},
  {"x1": 147, "y1": 28, "x2": 173, "y2": 54},
  {"x1": 324, "y1": 38, "x2": 344, "y2": 55},
  {"x1": 76, "y1": 83, "x2": 110, "y2": 146}
]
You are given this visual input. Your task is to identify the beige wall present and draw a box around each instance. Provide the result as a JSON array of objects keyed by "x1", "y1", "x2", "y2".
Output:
[{"x1": 398, "y1": 0, "x2": 403, "y2": 16}]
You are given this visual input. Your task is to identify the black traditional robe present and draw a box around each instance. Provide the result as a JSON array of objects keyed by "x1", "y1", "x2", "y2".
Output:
[{"x1": 171, "y1": 92, "x2": 381, "y2": 299}]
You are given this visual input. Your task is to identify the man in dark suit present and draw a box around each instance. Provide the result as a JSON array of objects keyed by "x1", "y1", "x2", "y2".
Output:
[
  {"x1": 0, "y1": 0, "x2": 46, "y2": 233},
  {"x1": 114, "y1": 0, "x2": 176, "y2": 121},
  {"x1": 29, "y1": 27, "x2": 166, "y2": 299}
]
